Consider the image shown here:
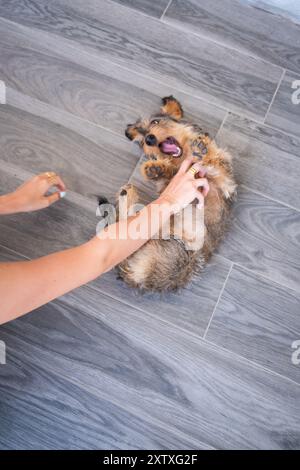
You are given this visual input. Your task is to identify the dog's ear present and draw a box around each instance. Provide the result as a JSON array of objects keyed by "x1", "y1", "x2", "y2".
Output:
[
  {"x1": 125, "y1": 124, "x2": 136, "y2": 141},
  {"x1": 160, "y1": 96, "x2": 184, "y2": 120},
  {"x1": 125, "y1": 123, "x2": 146, "y2": 142}
]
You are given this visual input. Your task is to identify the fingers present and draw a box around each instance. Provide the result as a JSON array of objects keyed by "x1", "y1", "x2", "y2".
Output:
[
  {"x1": 40, "y1": 173, "x2": 67, "y2": 203},
  {"x1": 44, "y1": 175, "x2": 66, "y2": 192},
  {"x1": 195, "y1": 177, "x2": 210, "y2": 197},
  {"x1": 195, "y1": 177, "x2": 209, "y2": 209},
  {"x1": 178, "y1": 158, "x2": 207, "y2": 180},
  {"x1": 53, "y1": 175, "x2": 66, "y2": 192},
  {"x1": 40, "y1": 172, "x2": 66, "y2": 188},
  {"x1": 178, "y1": 157, "x2": 194, "y2": 175},
  {"x1": 196, "y1": 166, "x2": 207, "y2": 178},
  {"x1": 46, "y1": 191, "x2": 65, "y2": 207},
  {"x1": 196, "y1": 197, "x2": 204, "y2": 210},
  {"x1": 189, "y1": 162, "x2": 207, "y2": 178}
]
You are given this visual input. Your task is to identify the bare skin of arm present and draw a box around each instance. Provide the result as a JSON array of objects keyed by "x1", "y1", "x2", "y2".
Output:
[{"x1": 0, "y1": 160, "x2": 208, "y2": 324}]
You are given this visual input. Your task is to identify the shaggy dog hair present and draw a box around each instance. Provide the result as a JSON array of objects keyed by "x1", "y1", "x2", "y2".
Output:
[{"x1": 115, "y1": 96, "x2": 236, "y2": 291}]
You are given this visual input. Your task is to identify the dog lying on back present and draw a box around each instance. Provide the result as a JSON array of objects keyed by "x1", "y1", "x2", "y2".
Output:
[{"x1": 115, "y1": 96, "x2": 236, "y2": 291}]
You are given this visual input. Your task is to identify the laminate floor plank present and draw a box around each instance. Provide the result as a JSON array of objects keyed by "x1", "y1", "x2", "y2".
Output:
[
  {"x1": 0, "y1": 164, "x2": 96, "y2": 255},
  {"x1": 110, "y1": 0, "x2": 169, "y2": 18},
  {"x1": 206, "y1": 265, "x2": 300, "y2": 384},
  {"x1": 164, "y1": 0, "x2": 300, "y2": 72},
  {"x1": 0, "y1": 245, "x2": 27, "y2": 262},
  {"x1": 241, "y1": 0, "x2": 300, "y2": 24},
  {"x1": 0, "y1": 17, "x2": 226, "y2": 137},
  {"x1": 0, "y1": 0, "x2": 283, "y2": 120},
  {"x1": 265, "y1": 71, "x2": 300, "y2": 139},
  {"x1": 89, "y1": 255, "x2": 232, "y2": 338},
  {"x1": 1, "y1": 285, "x2": 299, "y2": 449},
  {"x1": 216, "y1": 113, "x2": 300, "y2": 210},
  {"x1": 0, "y1": 0, "x2": 299, "y2": 451},
  {"x1": 0, "y1": 104, "x2": 139, "y2": 201},
  {"x1": 217, "y1": 187, "x2": 300, "y2": 292},
  {"x1": 0, "y1": 386, "x2": 207, "y2": 450},
  {"x1": 0, "y1": 332, "x2": 206, "y2": 449}
]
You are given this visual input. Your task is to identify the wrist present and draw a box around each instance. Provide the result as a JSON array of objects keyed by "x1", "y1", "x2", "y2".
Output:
[
  {"x1": 154, "y1": 195, "x2": 181, "y2": 214},
  {"x1": 155, "y1": 195, "x2": 173, "y2": 207},
  {"x1": 0, "y1": 192, "x2": 22, "y2": 215}
]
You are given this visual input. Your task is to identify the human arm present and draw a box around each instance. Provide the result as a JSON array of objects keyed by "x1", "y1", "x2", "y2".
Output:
[
  {"x1": 0, "y1": 172, "x2": 66, "y2": 215},
  {"x1": 0, "y1": 160, "x2": 208, "y2": 324}
]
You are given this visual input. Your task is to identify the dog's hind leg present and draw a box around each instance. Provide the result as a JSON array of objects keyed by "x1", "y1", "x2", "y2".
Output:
[
  {"x1": 116, "y1": 183, "x2": 140, "y2": 220},
  {"x1": 173, "y1": 205, "x2": 206, "y2": 252}
]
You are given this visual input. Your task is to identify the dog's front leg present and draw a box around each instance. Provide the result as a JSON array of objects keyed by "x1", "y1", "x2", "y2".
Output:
[
  {"x1": 190, "y1": 134, "x2": 211, "y2": 160},
  {"x1": 116, "y1": 184, "x2": 141, "y2": 220},
  {"x1": 141, "y1": 159, "x2": 177, "y2": 181}
]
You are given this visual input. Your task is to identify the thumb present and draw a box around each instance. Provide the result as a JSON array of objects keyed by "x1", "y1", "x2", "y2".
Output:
[{"x1": 46, "y1": 191, "x2": 66, "y2": 206}]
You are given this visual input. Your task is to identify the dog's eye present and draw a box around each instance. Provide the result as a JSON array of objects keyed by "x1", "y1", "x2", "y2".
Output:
[{"x1": 151, "y1": 119, "x2": 160, "y2": 125}]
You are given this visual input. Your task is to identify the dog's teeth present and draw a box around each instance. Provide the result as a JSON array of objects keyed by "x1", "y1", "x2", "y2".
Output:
[{"x1": 173, "y1": 146, "x2": 181, "y2": 157}]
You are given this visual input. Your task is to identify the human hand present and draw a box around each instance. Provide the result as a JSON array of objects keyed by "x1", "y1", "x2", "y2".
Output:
[
  {"x1": 157, "y1": 158, "x2": 209, "y2": 212},
  {"x1": 8, "y1": 172, "x2": 66, "y2": 213}
]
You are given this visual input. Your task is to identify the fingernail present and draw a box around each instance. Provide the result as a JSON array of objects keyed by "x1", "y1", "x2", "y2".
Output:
[{"x1": 60, "y1": 191, "x2": 66, "y2": 198}]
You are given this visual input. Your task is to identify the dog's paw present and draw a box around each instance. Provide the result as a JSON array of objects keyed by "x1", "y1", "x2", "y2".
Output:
[
  {"x1": 97, "y1": 195, "x2": 109, "y2": 206},
  {"x1": 116, "y1": 184, "x2": 139, "y2": 210},
  {"x1": 190, "y1": 134, "x2": 211, "y2": 159},
  {"x1": 117, "y1": 183, "x2": 134, "y2": 198},
  {"x1": 143, "y1": 162, "x2": 165, "y2": 179}
]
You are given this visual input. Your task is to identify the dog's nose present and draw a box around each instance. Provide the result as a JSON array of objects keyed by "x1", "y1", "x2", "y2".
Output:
[{"x1": 145, "y1": 134, "x2": 157, "y2": 146}]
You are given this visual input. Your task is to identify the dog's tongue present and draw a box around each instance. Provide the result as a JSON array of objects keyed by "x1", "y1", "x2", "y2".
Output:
[{"x1": 160, "y1": 141, "x2": 179, "y2": 154}]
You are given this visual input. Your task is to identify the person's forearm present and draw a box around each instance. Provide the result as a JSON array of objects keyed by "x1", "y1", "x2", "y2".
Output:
[
  {"x1": 0, "y1": 197, "x2": 173, "y2": 324},
  {"x1": 0, "y1": 193, "x2": 20, "y2": 215},
  {"x1": 0, "y1": 158, "x2": 207, "y2": 324},
  {"x1": 94, "y1": 195, "x2": 173, "y2": 272}
]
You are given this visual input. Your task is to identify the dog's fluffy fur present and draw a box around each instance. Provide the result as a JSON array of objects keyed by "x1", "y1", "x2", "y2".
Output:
[{"x1": 116, "y1": 96, "x2": 236, "y2": 291}]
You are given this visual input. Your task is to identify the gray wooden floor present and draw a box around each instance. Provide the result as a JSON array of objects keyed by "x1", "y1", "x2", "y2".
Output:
[{"x1": 0, "y1": 0, "x2": 300, "y2": 450}]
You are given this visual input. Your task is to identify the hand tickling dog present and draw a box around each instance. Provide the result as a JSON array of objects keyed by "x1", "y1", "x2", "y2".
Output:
[{"x1": 117, "y1": 96, "x2": 237, "y2": 291}]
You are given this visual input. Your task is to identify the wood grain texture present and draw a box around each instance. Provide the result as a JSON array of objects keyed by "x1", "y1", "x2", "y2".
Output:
[
  {"x1": 0, "y1": 315, "x2": 210, "y2": 450},
  {"x1": 206, "y1": 265, "x2": 300, "y2": 384},
  {"x1": 1, "y1": 285, "x2": 300, "y2": 449},
  {"x1": 0, "y1": 245, "x2": 27, "y2": 262},
  {"x1": 242, "y1": 0, "x2": 300, "y2": 24},
  {"x1": 89, "y1": 255, "x2": 232, "y2": 337},
  {"x1": 0, "y1": 0, "x2": 283, "y2": 119},
  {"x1": 216, "y1": 113, "x2": 300, "y2": 209},
  {"x1": 0, "y1": 164, "x2": 96, "y2": 255},
  {"x1": 218, "y1": 187, "x2": 300, "y2": 292},
  {"x1": 265, "y1": 71, "x2": 300, "y2": 139},
  {"x1": 0, "y1": 104, "x2": 138, "y2": 200},
  {"x1": 0, "y1": 17, "x2": 226, "y2": 137},
  {"x1": 0, "y1": 386, "x2": 207, "y2": 450},
  {"x1": 0, "y1": 0, "x2": 300, "y2": 451},
  {"x1": 111, "y1": 0, "x2": 169, "y2": 18},
  {"x1": 164, "y1": 0, "x2": 300, "y2": 72}
]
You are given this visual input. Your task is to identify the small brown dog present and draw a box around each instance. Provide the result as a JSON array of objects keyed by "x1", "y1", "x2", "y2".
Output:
[{"x1": 116, "y1": 96, "x2": 236, "y2": 291}]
